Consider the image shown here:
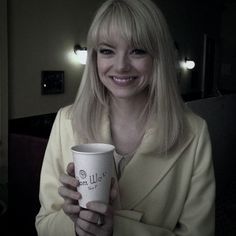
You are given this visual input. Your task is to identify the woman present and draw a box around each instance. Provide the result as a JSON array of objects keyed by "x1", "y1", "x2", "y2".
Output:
[{"x1": 35, "y1": 0, "x2": 215, "y2": 235}]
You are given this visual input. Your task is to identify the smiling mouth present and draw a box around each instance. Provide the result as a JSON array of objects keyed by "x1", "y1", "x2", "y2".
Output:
[{"x1": 110, "y1": 76, "x2": 138, "y2": 85}]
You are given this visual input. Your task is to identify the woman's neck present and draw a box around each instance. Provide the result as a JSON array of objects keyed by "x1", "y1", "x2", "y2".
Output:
[
  {"x1": 109, "y1": 93, "x2": 149, "y2": 155},
  {"x1": 110, "y1": 93, "x2": 148, "y2": 124}
]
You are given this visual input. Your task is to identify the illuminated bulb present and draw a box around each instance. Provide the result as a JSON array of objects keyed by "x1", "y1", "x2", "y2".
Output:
[
  {"x1": 74, "y1": 45, "x2": 87, "y2": 65},
  {"x1": 76, "y1": 50, "x2": 87, "y2": 65},
  {"x1": 185, "y1": 60, "x2": 195, "y2": 69}
]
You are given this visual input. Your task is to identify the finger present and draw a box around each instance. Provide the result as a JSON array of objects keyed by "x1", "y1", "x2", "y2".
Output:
[
  {"x1": 86, "y1": 201, "x2": 111, "y2": 216},
  {"x1": 58, "y1": 185, "x2": 81, "y2": 200},
  {"x1": 75, "y1": 223, "x2": 93, "y2": 236},
  {"x1": 64, "y1": 197, "x2": 77, "y2": 206},
  {"x1": 76, "y1": 218, "x2": 99, "y2": 236},
  {"x1": 62, "y1": 199, "x2": 81, "y2": 215},
  {"x1": 59, "y1": 173, "x2": 79, "y2": 189},
  {"x1": 110, "y1": 178, "x2": 118, "y2": 203},
  {"x1": 110, "y1": 188, "x2": 117, "y2": 203},
  {"x1": 79, "y1": 209, "x2": 100, "y2": 224},
  {"x1": 62, "y1": 198, "x2": 81, "y2": 223},
  {"x1": 67, "y1": 162, "x2": 75, "y2": 177},
  {"x1": 110, "y1": 177, "x2": 115, "y2": 193}
]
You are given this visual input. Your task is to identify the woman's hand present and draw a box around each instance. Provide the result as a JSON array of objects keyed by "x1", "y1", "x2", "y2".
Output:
[
  {"x1": 75, "y1": 201, "x2": 113, "y2": 236},
  {"x1": 75, "y1": 178, "x2": 118, "y2": 236},
  {"x1": 58, "y1": 162, "x2": 81, "y2": 223}
]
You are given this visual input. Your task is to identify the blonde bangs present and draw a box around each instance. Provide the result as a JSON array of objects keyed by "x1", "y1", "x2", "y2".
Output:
[{"x1": 88, "y1": 1, "x2": 154, "y2": 55}]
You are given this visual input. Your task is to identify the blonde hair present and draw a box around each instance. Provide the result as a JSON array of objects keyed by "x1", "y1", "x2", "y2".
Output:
[{"x1": 71, "y1": 0, "x2": 185, "y2": 152}]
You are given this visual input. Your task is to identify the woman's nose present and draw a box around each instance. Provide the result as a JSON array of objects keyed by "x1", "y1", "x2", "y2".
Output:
[{"x1": 114, "y1": 53, "x2": 131, "y2": 72}]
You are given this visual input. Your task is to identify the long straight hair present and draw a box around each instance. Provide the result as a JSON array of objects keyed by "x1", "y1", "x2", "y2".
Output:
[{"x1": 71, "y1": 0, "x2": 186, "y2": 152}]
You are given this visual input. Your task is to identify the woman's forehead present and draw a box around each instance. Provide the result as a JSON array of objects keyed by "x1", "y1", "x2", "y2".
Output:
[
  {"x1": 96, "y1": 24, "x2": 144, "y2": 49},
  {"x1": 98, "y1": 21, "x2": 131, "y2": 40},
  {"x1": 97, "y1": 32, "x2": 129, "y2": 45}
]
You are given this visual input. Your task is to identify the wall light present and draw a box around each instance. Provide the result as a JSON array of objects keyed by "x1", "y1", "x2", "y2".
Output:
[
  {"x1": 74, "y1": 44, "x2": 87, "y2": 65},
  {"x1": 183, "y1": 58, "x2": 195, "y2": 70}
]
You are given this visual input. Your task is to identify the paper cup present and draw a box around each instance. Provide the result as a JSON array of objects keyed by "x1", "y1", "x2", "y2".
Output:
[{"x1": 71, "y1": 143, "x2": 115, "y2": 208}]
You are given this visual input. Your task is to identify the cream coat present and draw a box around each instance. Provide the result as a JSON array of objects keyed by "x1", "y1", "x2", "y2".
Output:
[{"x1": 35, "y1": 105, "x2": 215, "y2": 236}]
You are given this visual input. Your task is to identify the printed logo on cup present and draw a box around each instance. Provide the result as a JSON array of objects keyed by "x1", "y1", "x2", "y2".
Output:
[
  {"x1": 77, "y1": 170, "x2": 108, "y2": 191},
  {"x1": 79, "y1": 170, "x2": 87, "y2": 179}
]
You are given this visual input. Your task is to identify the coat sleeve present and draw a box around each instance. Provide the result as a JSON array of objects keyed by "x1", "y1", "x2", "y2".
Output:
[
  {"x1": 35, "y1": 108, "x2": 76, "y2": 236},
  {"x1": 113, "y1": 211, "x2": 175, "y2": 236},
  {"x1": 173, "y1": 120, "x2": 215, "y2": 236}
]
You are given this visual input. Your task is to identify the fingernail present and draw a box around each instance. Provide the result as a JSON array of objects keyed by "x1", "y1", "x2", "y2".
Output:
[
  {"x1": 86, "y1": 202, "x2": 92, "y2": 208},
  {"x1": 75, "y1": 192, "x2": 81, "y2": 200}
]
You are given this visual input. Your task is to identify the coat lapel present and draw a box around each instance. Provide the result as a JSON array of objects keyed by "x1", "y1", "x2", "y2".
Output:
[{"x1": 118, "y1": 127, "x2": 194, "y2": 209}]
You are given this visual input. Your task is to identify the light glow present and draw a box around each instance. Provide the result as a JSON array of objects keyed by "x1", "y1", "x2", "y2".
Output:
[
  {"x1": 180, "y1": 59, "x2": 196, "y2": 70},
  {"x1": 75, "y1": 49, "x2": 87, "y2": 65}
]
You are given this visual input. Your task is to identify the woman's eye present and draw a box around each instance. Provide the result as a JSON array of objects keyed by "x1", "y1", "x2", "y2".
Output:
[
  {"x1": 98, "y1": 48, "x2": 113, "y2": 55},
  {"x1": 131, "y1": 49, "x2": 147, "y2": 55}
]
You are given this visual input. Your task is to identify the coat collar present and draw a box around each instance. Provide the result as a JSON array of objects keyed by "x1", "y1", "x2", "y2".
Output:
[{"x1": 118, "y1": 131, "x2": 194, "y2": 209}]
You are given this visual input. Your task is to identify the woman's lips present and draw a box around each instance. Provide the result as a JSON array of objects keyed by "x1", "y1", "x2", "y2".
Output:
[{"x1": 110, "y1": 76, "x2": 138, "y2": 86}]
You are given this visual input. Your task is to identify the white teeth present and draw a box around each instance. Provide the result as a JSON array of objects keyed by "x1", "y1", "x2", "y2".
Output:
[{"x1": 113, "y1": 76, "x2": 135, "y2": 82}]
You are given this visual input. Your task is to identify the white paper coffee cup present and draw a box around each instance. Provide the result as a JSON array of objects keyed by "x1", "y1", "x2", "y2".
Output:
[{"x1": 71, "y1": 143, "x2": 115, "y2": 209}]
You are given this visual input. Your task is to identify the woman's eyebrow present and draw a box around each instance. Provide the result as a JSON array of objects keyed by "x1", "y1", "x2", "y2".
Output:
[{"x1": 98, "y1": 42, "x2": 115, "y2": 48}]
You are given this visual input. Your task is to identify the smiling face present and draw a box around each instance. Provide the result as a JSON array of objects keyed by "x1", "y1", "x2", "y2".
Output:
[{"x1": 96, "y1": 35, "x2": 153, "y2": 100}]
